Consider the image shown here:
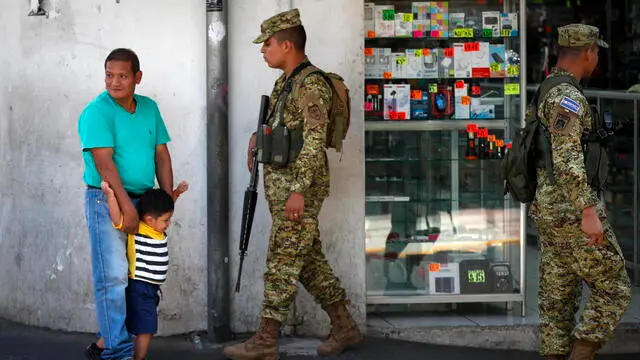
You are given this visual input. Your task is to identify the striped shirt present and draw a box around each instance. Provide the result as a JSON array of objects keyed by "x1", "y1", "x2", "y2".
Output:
[{"x1": 126, "y1": 222, "x2": 168, "y2": 285}]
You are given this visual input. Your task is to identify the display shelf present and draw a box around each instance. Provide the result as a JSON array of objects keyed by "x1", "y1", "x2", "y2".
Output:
[{"x1": 363, "y1": 0, "x2": 526, "y2": 310}]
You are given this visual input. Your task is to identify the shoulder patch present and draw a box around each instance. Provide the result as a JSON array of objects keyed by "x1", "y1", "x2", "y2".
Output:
[{"x1": 559, "y1": 96, "x2": 581, "y2": 114}]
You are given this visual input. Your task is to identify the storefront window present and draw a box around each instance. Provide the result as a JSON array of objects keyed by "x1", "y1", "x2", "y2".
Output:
[{"x1": 363, "y1": 0, "x2": 526, "y2": 305}]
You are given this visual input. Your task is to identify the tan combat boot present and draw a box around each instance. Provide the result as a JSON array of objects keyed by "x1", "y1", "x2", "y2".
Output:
[
  {"x1": 222, "y1": 317, "x2": 281, "y2": 360},
  {"x1": 317, "y1": 301, "x2": 363, "y2": 356},
  {"x1": 569, "y1": 339, "x2": 600, "y2": 360}
]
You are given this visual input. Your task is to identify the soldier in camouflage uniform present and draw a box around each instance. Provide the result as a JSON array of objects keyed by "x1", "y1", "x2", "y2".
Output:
[
  {"x1": 223, "y1": 8, "x2": 362, "y2": 360},
  {"x1": 529, "y1": 24, "x2": 632, "y2": 360}
]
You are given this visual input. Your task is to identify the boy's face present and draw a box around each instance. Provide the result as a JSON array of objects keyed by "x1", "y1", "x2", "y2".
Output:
[{"x1": 145, "y1": 212, "x2": 173, "y2": 233}]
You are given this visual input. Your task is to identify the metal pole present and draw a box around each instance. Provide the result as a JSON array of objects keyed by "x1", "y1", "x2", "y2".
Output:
[
  {"x1": 518, "y1": 0, "x2": 527, "y2": 318},
  {"x1": 206, "y1": 0, "x2": 231, "y2": 343}
]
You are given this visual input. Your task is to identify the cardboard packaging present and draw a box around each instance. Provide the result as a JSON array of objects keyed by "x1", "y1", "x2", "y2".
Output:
[{"x1": 383, "y1": 84, "x2": 411, "y2": 120}]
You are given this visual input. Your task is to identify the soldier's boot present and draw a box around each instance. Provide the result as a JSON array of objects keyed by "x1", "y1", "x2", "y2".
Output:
[
  {"x1": 568, "y1": 339, "x2": 600, "y2": 360},
  {"x1": 317, "y1": 300, "x2": 363, "y2": 356},
  {"x1": 222, "y1": 317, "x2": 281, "y2": 360}
]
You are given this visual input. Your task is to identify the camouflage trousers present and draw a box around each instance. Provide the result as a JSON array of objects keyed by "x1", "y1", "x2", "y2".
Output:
[
  {"x1": 261, "y1": 197, "x2": 347, "y2": 323},
  {"x1": 536, "y1": 220, "x2": 631, "y2": 356}
]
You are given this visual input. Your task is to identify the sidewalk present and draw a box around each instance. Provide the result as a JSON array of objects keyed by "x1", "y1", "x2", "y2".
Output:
[{"x1": 1, "y1": 318, "x2": 638, "y2": 359}]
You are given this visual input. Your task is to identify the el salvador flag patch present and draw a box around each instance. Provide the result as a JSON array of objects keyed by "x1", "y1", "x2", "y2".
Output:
[{"x1": 560, "y1": 96, "x2": 581, "y2": 114}]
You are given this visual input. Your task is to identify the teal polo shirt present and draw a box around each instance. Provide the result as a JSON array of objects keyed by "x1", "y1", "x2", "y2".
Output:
[{"x1": 78, "y1": 91, "x2": 171, "y2": 194}]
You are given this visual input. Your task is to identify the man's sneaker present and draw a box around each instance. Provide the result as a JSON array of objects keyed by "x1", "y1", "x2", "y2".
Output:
[{"x1": 84, "y1": 342, "x2": 103, "y2": 360}]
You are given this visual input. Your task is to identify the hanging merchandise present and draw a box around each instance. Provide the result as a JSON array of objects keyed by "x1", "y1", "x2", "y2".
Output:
[{"x1": 465, "y1": 123, "x2": 479, "y2": 160}]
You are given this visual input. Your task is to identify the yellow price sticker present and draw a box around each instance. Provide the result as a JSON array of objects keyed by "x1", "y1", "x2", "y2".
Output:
[
  {"x1": 505, "y1": 83, "x2": 520, "y2": 95},
  {"x1": 507, "y1": 65, "x2": 520, "y2": 76},
  {"x1": 414, "y1": 49, "x2": 423, "y2": 57},
  {"x1": 501, "y1": 29, "x2": 512, "y2": 37},
  {"x1": 453, "y1": 28, "x2": 474, "y2": 38},
  {"x1": 429, "y1": 84, "x2": 438, "y2": 93},
  {"x1": 490, "y1": 63, "x2": 501, "y2": 72},
  {"x1": 402, "y1": 13, "x2": 414, "y2": 22},
  {"x1": 396, "y1": 56, "x2": 407, "y2": 65}
]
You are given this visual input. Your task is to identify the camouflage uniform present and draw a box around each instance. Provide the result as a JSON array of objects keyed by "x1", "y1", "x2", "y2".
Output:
[
  {"x1": 224, "y1": 9, "x2": 361, "y2": 360},
  {"x1": 529, "y1": 24, "x2": 631, "y2": 358}
]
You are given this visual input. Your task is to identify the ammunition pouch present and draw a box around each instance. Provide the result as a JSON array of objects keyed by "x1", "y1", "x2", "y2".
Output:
[{"x1": 255, "y1": 124, "x2": 304, "y2": 167}]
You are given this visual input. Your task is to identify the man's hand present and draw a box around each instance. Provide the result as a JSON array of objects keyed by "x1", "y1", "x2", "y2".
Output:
[
  {"x1": 120, "y1": 202, "x2": 140, "y2": 234},
  {"x1": 247, "y1": 133, "x2": 257, "y2": 172},
  {"x1": 582, "y1": 206, "x2": 605, "y2": 246},
  {"x1": 285, "y1": 192, "x2": 305, "y2": 222}
]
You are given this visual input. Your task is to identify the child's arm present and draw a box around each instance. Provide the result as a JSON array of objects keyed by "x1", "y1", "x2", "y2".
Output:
[
  {"x1": 172, "y1": 181, "x2": 189, "y2": 202},
  {"x1": 101, "y1": 181, "x2": 124, "y2": 228}
]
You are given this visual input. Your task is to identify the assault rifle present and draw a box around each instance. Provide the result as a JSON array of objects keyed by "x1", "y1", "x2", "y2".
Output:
[{"x1": 235, "y1": 95, "x2": 270, "y2": 293}]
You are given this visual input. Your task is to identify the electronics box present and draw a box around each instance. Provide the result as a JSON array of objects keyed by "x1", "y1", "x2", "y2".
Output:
[
  {"x1": 410, "y1": 89, "x2": 430, "y2": 120},
  {"x1": 395, "y1": 13, "x2": 413, "y2": 37},
  {"x1": 500, "y1": 12, "x2": 518, "y2": 35},
  {"x1": 453, "y1": 43, "x2": 471, "y2": 78},
  {"x1": 471, "y1": 42, "x2": 490, "y2": 78},
  {"x1": 364, "y1": 3, "x2": 376, "y2": 38},
  {"x1": 430, "y1": 1, "x2": 449, "y2": 38},
  {"x1": 428, "y1": 262, "x2": 461, "y2": 295},
  {"x1": 383, "y1": 84, "x2": 411, "y2": 120},
  {"x1": 482, "y1": 11, "x2": 500, "y2": 37},
  {"x1": 412, "y1": 2, "x2": 431, "y2": 38},
  {"x1": 391, "y1": 52, "x2": 408, "y2": 78},
  {"x1": 489, "y1": 44, "x2": 506, "y2": 77},
  {"x1": 439, "y1": 48, "x2": 454, "y2": 78},
  {"x1": 375, "y1": 5, "x2": 396, "y2": 38}
]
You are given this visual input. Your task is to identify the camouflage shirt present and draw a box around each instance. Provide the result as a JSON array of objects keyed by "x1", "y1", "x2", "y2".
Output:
[
  {"x1": 529, "y1": 67, "x2": 601, "y2": 224},
  {"x1": 263, "y1": 59, "x2": 332, "y2": 207}
]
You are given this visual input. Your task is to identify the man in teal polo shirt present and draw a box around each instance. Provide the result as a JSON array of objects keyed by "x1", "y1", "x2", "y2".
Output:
[{"x1": 78, "y1": 48, "x2": 174, "y2": 360}]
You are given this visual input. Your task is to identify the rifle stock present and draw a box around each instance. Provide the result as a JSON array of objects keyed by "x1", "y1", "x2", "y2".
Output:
[{"x1": 235, "y1": 95, "x2": 270, "y2": 293}]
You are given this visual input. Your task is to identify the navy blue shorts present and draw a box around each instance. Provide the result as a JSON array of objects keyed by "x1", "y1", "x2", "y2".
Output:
[{"x1": 125, "y1": 279, "x2": 160, "y2": 335}]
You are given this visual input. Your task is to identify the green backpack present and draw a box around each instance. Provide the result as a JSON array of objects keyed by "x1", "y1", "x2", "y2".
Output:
[
  {"x1": 502, "y1": 75, "x2": 609, "y2": 203},
  {"x1": 283, "y1": 65, "x2": 351, "y2": 152}
]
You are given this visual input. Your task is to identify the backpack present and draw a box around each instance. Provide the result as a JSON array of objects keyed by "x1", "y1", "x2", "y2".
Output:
[
  {"x1": 502, "y1": 74, "x2": 608, "y2": 203},
  {"x1": 282, "y1": 65, "x2": 351, "y2": 152}
]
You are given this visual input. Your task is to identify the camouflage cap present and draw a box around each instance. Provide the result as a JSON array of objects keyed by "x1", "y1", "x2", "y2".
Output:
[
  {"x1": 558, "y1": 24, "x2": 608, "y2": 48},
  {"x1": 253, "y1": 8, "x2": 302, "y2": 44}
]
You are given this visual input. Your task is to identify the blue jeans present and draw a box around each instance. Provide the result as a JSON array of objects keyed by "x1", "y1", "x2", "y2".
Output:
[{"x1": 85, "y1": 188, "x2": 134, "y2": 360}]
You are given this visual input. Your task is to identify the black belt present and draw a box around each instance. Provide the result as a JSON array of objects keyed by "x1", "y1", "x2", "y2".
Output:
[{"x1": 87, "y1": 185, "x2": 143, "y2": 199}]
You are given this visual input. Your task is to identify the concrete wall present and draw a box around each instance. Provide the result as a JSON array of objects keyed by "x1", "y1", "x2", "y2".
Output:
[
  {"x1": 228, "y1": 0, "x2": 366, "y2": 336},
  {"x1": 0, "y1": 0, "x2": 365, "y2": 337},
  {"x1": 0, "y1": 0, "x2": 208, "y2": 335}
]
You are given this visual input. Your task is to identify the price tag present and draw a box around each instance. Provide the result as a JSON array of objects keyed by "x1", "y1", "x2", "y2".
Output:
[
  {"x1": 507, "y1": 65, "x2": 520, "y2": 76},
  {"x1": 429, "y1": 263, "x2": 441, "y2": 272},
  {"x1": 464, "y1": 42, "x2": 480, "y2": 52},
  {"x1": 364, "y1": 48, "x2": 374, "y2": 57},
  {"x1": 389, "y1": 111, "x2": 398, "y2": 120},
  {"x1": 367, "y1": 31, "x2": 376, "y2": 38},
  {"x1": 500, "y1": 29, "x2": 512, "y2": 37},
  {"x1": 488, "y1": 135, "x2": 496, "y2": 142},
  {"x1": 383, "y1": 72, "x2": 392, "y2": 79},
  {"x1": 382, "y1": 9, "x2": 395, "y2": 21},
  {"x1": 412, "y1": 30, "x2": 423, "y2": 38},
  {"x1": 396, "y1": 56, "x2": 407, "y2": 65},
  {"x1": 461, "y1": 96, "x2": 471, "y2": 105},
  {"x1": 364, "y1": 102, "x2": 373, "y2": 111},
  {"x1": 478, "y1": 128, "x2": 489, "y2": 138},
  {"x1": 414, "y1": 49, "x2": 423, "y2": 57},
  {"x1": 453, "y1": 28, "x2": 474, "y2": 38},
  {"x1": 490, "y1": 63, "x2": 501, "y2": 73},
  {"x1": 466, "y1": 124, "x2": 478, "y2": 133},
  {"x1": 422, "y1": 48, "x2": 431, "y2": 56},
  {"x1": 402, "y1": 13, "x2": 413, "y2": 22},
  {"x1": 472, "y1": 85, "x2": 481, "y2": 96},
  {"x1": 505, "y1": 83, "x2": 520, "y2": 95},
  {"x1": 429, "y1": 83, "x2": 438, "y2": 93},
  {"x1": 454, "y1": 80, "x2": 465, "y2": 89},
  {"x1": 443, "y1": 48, "x2": 454, "y2": 57},
  {"x1": 397, "y1": 112, "x2": 407, "y2": 120},
  {"x1": 411, "y1": 90, "x2": 423, "y2": 100},
  {"x1": 483, "y1": 28, "x2": 494, "y2": 37},
  {"x1": 497, "y1": 140, "x2": 505, "y2": 147},
  {"x1": 366, "y1": 84, "x2": 380, "y2": 95}
]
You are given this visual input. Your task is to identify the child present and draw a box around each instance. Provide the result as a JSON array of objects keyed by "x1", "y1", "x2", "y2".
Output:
[{"x1": 85, "y1": 180, "x2": 188, "y2": 360}]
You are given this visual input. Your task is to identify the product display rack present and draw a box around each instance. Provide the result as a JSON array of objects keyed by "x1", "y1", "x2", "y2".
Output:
[{"x1": 363, "y1": 0, "x2": 527, "y2": 312}]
